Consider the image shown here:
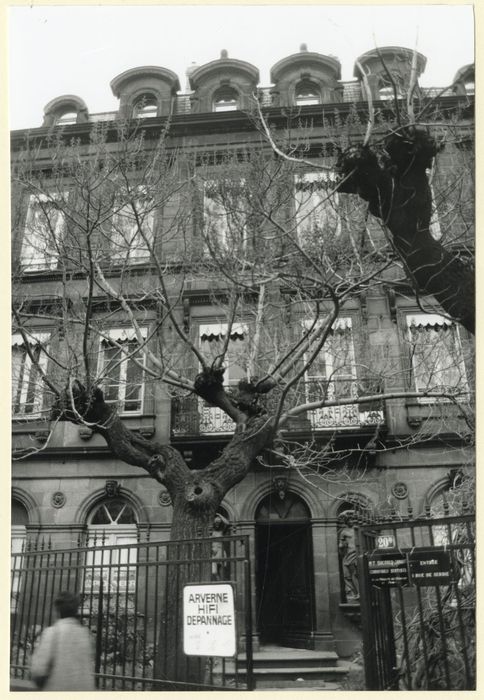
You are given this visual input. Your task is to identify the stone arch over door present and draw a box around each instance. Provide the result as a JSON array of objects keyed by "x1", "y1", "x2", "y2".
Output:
[{"x1": 255, "y1": 490, "x2": 315, "y2": 647}]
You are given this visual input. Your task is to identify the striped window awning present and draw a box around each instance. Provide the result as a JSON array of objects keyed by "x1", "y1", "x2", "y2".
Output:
[
  {"x1": 12, "y1": 331, "x2": 50, "y2": 347},
  {"x1": 199, "y1": 322, "x2": 247, "y2": 341},
  {"x1": 407, "y1": 314, "x2": 454, "y2": 330},
  {"x1": 101, "y1": 327, "x2": 147, "y2": 344}
]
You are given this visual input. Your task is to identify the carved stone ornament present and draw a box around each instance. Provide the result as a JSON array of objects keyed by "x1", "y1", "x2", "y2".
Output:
[
  {"x1": 105, "y1": 480, "x2": 120, "y2": 498},
  {"x1": 158, "y1": 489, "x2": 172, "y2": 507},
  {"x1": 51, "y1": 491, "x2": 66, "y2": 508},
  {"x1": 273, "y1": 475, "x2": 288, "y2": 501},
  {"x1": 391, "y1": 482, "x2": 409, "y2": 500}
]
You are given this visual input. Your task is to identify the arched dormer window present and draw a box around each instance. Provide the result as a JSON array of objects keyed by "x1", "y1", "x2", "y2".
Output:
[
  {"x1": 295, "y1": 80, "x2": 321, "y2": 106},
  {"x1": 55, "y1": 111, "x2": 78, "y2": 126},
  {"x1": 378, "y1": 78, "x2": 404, "y2": 101},
  {"x1": 213, "y1": 87, "x2": 238, "y2": 112},
  {"x1": 42, "y1": 95, "x2": 89, "y2": 127},
  {"x1": 133, "y1": 93, "x2": 159, "y2": 119}
]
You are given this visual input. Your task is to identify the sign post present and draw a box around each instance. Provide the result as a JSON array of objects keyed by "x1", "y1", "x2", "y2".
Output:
[{"x1": 183, "y1": 583, "x2": 236, "y2": 657}]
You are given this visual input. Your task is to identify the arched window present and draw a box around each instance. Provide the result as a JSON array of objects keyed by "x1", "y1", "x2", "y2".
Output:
[
  {"x1": 85, "y1": 497, "x2": 138, "y2": 594},
  {"x1": 11, "y1": 500, "x2": 29, "y2": 612},
  {"x1": 295, "y1": 80, "x2": 321, "y2": 106},
  {"x1": 55, "y1": 111, "x2": 78, "y2": 125},
  {"x1": 464, "y1": 81, "x2": 475, "y2": 96},
  {"x1": 213, "y1": 87, "x2": 238, "y2": 112},
  {"x1": 133, "y1": 94, "x2": 158, "y2": 119}
]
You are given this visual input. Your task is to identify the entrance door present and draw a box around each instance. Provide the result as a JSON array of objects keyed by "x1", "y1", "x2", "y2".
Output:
[{"x1": 255, "y1": 493, "x2": 314, "y2": 646}]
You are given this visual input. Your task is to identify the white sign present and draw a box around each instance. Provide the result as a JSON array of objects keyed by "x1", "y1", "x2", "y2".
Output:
[
  {"x1": 183, "y1": 583, "x2": 236, "y2": 657},
  {"x1": 376, "y1": 534, "x2": 396, "y2": 549}
]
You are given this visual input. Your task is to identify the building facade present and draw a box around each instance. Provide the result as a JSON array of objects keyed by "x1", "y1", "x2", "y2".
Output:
[{"x1": 11, "y1": 45, "x2": 474, "y2": 658}]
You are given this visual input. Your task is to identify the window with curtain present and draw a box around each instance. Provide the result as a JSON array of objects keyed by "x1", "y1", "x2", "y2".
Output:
[
  {"x1": 98, "y1": 328, "x2": 147, "y2": 414},
  {"x1": 203, "y1": 179, "x2": 247, "y2": 252},
  {"x1": 304, "y1": 318, "x2": 356, "y2": 400},
  {"x1": 112, "y1": 188, "x2": 154, "y2": 263},
  {"x1": 12, "y1": 331, "x2": 50, "y2": 417},
  {"x1": 303, "y1": 318, "x2": 360, "y2": 428},
  {"x1": 21, "y1": 193, "x2": 66, "y2": 271},
  {"x1": 85, "y1": 499, "x2": 138, "y2": 594},
  {"x1": 198, "y1": 322, "x2": 248, "y2": 433},
  {"x1": 406, "y1": 314, "x2": 469, "y2": 401},
  {"x1": 294, "y1": 171, "x2": 341, "y2": 244}
]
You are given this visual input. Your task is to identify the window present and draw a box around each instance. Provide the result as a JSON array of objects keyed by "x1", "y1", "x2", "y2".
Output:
[
  {"x1": 55, "y1": 111, "x2": 78, "y2": 125},
  {"x1": 213, "y1": 87, "x2": 238, "y2": 112},
  {"x1": 304, "y1": 317, "x2": 356, "y2": 401},
  {"x1": 12, "y1": 332, "x2": 50, "y2": 417},
  {"x1": 21, "y1": 193, "x2": 65, "y2": 271},
  {"x1": 203, "y1": 179, "x2": 247, "y2": 251},
  {"x1": 294, "y1": 172, "x2": 341, "y2": 244},
  {"x1": 406, "y1": 314, "x2": 469, "y2": 401},
  {"x1": 98, "y1": 328, "x2": 147, "y2": 414},
  {"x1": 112, "y1": 189, "x2": 154, "y2": 263},
  {"x1": 303, "y1": 318, "x2": 363, "y2": 428},
  {"x1": 11, "y1": 501, "x2": 29, "y2": 613},
  {"x1": 133, "y1": 94, "x2": 158, "y2": 119},
  {"x1": 198, "y1": 322, "x2": 248, "y2": 433},
  {"x1": 295, "y1": 80, "x2": 321, "y2": 106},
  {"x1": 85, "y1": 499, "x2": 138, "y2": 594}
]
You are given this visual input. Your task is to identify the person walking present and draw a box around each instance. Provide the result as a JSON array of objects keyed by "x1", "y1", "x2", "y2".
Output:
[{"x1": 31, "y1": 591, "x2": 95, "y2": 691}]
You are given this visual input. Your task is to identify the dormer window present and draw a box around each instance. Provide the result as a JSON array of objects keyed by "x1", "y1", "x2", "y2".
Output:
[
  {"x1": 133, "y1": 94, "x2": 158, "y2": 119},
  {"x1": 465, "y1": 81, "x2": 475, "y2": 96},
  {"x1": 295, "y1": 80, "x2": 321, "y2": 106},
  {"x1": 213, "y1": 87, "x2": 238, "y2": 112},
  {"x1": 378, "y1": 79, "x2": 404, "y2": 101},
  {"x1": 55, "y1": 112, "x2": 78, "y2": 126}
]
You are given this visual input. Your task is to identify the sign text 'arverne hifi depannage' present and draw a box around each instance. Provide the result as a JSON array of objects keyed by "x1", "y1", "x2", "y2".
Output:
[{"x1": 183, "y1": 583, "x2": 236, "y2": 657}]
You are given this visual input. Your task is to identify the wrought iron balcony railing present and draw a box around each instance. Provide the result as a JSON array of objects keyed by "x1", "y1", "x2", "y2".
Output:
[{"x1": 171, "y1": 379, "x2": 384, "y2": 436}]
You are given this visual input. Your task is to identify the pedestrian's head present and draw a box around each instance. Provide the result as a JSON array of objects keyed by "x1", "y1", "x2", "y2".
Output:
[{"x1": 54, "y1": 591, "x2": 80, "y2": 618}]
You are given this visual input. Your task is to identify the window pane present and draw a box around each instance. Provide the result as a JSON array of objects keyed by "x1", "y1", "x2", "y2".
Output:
[
  {"x1": 409, "y1": 323, "x2": 467, "y2": 394},
  {"x1": 295, "y1": 173, "x2": 341, "y2": 243}
]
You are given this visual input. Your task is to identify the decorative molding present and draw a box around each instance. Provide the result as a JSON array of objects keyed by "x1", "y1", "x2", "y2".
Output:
[
  {"x1": 273, "y1": 475, "x2": 289, "y2": 501},
  {"x1": 79, "y1": 427, "x2": 93, "y2": 441},
  {"x1": 105, "y1": 480, "x2": 120, "y2": 498},
  {"x1": 391, "y1": 482, "x2": 409, "y2": 500},
  {"x1": 158, "y1": 489, "x2": 172, "y2": 507},
  {"x1": 183, "y1": 297, "x2": 190, "y2": 333},
  {"x1": 35, "y1": 430, "x2": 49, "y2": 444},
  {"x1": 51, "y1": 491, "x2": 66, "y2": 508}
]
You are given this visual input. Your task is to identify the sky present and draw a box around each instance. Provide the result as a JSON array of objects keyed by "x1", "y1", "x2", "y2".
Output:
[{"x1": 8, "y1": 4, "x2": 475, "y2": 130}]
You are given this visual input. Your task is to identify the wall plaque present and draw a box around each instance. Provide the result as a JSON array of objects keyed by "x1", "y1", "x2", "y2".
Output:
[
  {"x1": 368, "y1": 551, "x2": 409, "y2": 587},
  {"x1": 408, "y1": 547, "x2": 454, "y2": 586}
]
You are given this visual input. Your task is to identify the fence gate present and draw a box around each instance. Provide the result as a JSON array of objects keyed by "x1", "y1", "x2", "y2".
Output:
[
  {"x1": 11, "y1": 534, "x2": 254, "y2": 691},
  {"x1": 356, "y1": 513, "x2": 475, "y2": 690}
]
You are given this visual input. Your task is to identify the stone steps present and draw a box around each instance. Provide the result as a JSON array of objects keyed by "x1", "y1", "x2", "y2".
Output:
[{"x1": 228, "y1": 646, "x2": 349, "y2": 690}]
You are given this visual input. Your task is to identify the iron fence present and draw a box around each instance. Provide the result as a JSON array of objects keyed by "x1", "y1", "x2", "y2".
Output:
[
  {"x1": 356, "y1": 511, "x2": 475, "y2": 690},
  {"x1": 10, "y1": 534, "x2": 253, "y2": 691}
]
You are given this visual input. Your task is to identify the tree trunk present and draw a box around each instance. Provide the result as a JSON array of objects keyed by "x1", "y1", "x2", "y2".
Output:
[
  {"x1": 337, "y1": 129, "x2": 474, "y2": 334},
  {"x1": 53, "y1": 382, "x2": 274, "y2": 688}
]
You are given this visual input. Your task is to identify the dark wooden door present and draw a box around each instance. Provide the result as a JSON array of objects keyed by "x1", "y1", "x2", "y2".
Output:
[{"x1": 256, "y1": 522, "x2": 314, "y2": 644}]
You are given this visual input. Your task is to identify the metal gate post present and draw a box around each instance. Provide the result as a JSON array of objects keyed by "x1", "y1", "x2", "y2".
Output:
[
  {"x1": 244, "y1": 548, "x2": 254, "y2": 690},
  {"x1": 94, "y1": 578, "x2": 103, "y2": 689}
]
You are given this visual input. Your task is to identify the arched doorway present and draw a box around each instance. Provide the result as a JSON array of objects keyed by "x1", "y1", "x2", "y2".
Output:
[{"x1": 255, "y1": 491, "x2": 314, "y2": 647}]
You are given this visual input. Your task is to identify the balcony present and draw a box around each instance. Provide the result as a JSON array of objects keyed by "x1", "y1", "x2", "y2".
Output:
[{"x1": 171, "y1": 379, "x2": 384, "y2": 437}]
